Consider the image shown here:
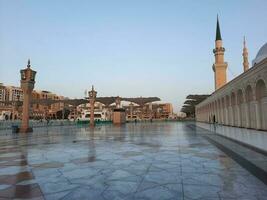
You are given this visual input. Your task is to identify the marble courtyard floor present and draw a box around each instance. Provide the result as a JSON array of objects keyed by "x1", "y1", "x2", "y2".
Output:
[{"x1": 0, "y1": 122, "x2": 266, "y2": 200}]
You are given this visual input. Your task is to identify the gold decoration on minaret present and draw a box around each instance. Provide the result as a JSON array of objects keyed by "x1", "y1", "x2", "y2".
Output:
[
  {"x1": 212, "y1": 16, "x2": 228, "y2": 90},
  {"x1": 242, "y1": 36, "x2": 249, "y2": 72}
]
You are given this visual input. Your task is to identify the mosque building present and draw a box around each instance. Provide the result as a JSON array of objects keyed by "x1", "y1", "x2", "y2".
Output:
[{"x1": 195, "y1": 17, "x2": 267, "y2": 130}]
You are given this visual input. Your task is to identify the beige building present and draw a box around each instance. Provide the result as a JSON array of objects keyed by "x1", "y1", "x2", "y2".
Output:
[
  {"x1": 125, "y1": 102, "x2": 173, "y2": 120},
  {"x1": 0, "y1": 83, "x2": 66, "y2": 119},
  {"x1": 5, "y1": 86, "x2": 23, "y2": 102},
  {"x1": 0, "y1": 83, "x2": 6, "y2": 102},
  {"x1": 31, "y1": 90, "x2": 65, "y2": 119},
  {"x1": 196, "y1": 18, "x2": 267, "y2": 131}
]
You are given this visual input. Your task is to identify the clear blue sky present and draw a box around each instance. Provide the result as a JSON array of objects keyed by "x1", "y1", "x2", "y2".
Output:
[{"x1": 0, "y1": 0, "x2": 266, "y2": 112}]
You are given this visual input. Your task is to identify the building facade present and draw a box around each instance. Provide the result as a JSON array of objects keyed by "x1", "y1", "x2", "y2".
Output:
[
  {"x1": 0, "y1": 83, "x2": 66, "y2": 120},
  {"x1": 5, "y1": 86, "x2": 23, "y2": 102},
  {"x1": 0, "y1": 83, "x2": 6, "y2": 103},
  {"x1": 125, "y1": 103, "x2": 173, "y2": 120},
  {"x1": 31, "y1": 90, "x2": 65, "y2": 119},
  {"x1": 196, "y1": 18, "x2": 267, "y2": 130}
]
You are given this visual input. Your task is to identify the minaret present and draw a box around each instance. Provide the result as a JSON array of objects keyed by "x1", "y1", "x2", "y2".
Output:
[
  {"x1": 212, "y1": 16, "x2": 228, "y2": 90},
  {"x1": 243, "y1": 36, "x2": 249, "y2": 72}
]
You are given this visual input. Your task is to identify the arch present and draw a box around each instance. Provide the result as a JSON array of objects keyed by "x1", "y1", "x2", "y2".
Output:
[
  {"x1": 245, "y1": 85, "x2": 253, "y2": 102},
  {"x1": 256, "y1": 79, "x2": 267, "y2": 100},
  {"x1": 255, "y1": 79, "x2": 267, "y2": 130}
]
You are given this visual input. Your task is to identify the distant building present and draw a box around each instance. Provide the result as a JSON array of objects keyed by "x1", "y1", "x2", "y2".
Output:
[
  {"x1": 0, "y1": 83, "x2": 6, "y2": 102},
  {"x1": 5, "y1": 86, "x2": 23, "y2": 101},
  {"x1": 0, "y1": 83, "x2": 66, "y2": 120},
  {"x1": 125, "y1": 102, "x2": 173, "y2": 120},
  {"x1": 31, "y1": 90, "x2": 66, "y2": 119}
]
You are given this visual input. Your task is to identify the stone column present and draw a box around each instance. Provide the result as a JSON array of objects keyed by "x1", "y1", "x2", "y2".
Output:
[
  {"x1": 21, "y1": 89, "x2": 31, "y2": 131},
  {"x1": 261, "y1": 97, "x2": 267, "y2": 130},
  {"x1": 255, "y1": 101, "x2": 261, "y2": 130},
  {"x1": 220, "y1": 107, "x2": 224, "y2": 124},
  {"x1": 238, "y1": 105, "x2": 241, "y2": 127},
  {"x1": 225, "y1": 108, "x2": 228, "y2": 125},
  {"x1": 228, "y1": 106, "x2": 233, "y2": 126},
  {"x1": 218, "y1": 107, "x2": 221, "y2": 124},
  {"x1": 244, "y1": 103, "x2": 250, "y2": 128},
  {"x1": 88, "y1": 86, "x2": 97, "y2": 128},
  {"x1": 19, "y1": 60, "x2": 36, "y2": 133},
  {"x1": 90, "y1": 99, "x2": 95, "y2": 127}
]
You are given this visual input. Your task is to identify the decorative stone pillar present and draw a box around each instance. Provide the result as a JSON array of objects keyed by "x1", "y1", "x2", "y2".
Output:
[
  {"x1": 88, "y1": 86, "x2": 97, "y2": 128},
  {"x1": 238, "y1": 105, "x2": 241, "y2": 127},
  {"x1": 221, "y1": 103, "x2": 224, "y2": 124},
  {"x1": 19, "y1": 59, "x2": 36, "y2": 133},
  {"x1": 254, "y1": 101, "x2": 261, "y2": 130},
  {"x1": 218, "y1": 106, "x2": 221, "y2": 124},
  {"x1": 220, "y1": 106, "x2": 224, "y2": 124},
  {"x1": 244, "y1": 103, "x2": 250, "y2": 128},
  {"x1": 228, "y1": 106, "x2": 233, "y2": 126},
  {"x1": 225, "y1": 107, "x2": 228, "y2": 125}
]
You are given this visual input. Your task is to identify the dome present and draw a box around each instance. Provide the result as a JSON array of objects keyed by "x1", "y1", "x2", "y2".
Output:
[{"x1": 252, "y1": 43, "x2": 267, "y2": 65}]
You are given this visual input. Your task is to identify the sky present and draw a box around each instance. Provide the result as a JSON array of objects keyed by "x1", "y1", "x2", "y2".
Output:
[{"x1": 0, "y1": 0, "x2": 267, "y2": 112}]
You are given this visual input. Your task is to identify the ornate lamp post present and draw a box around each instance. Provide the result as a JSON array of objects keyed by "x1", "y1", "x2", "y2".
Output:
[
  {"x1": 88, "y1": 85, "x2": 97, "y2": 128},
  {"x1": 19, "y1": 59, "x2": 36, "y2": 133}
]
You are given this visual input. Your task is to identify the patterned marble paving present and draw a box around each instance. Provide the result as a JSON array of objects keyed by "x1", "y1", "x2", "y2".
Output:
[{"x1": 0, "y1": 122, "x2": 266, "y2": 200}]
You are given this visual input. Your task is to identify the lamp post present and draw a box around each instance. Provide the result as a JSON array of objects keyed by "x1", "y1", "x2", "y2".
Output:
[
  {"x1": 88, "y1": 85, "x2": 97, "y2": 128},
  {"x1": 19, "y1": 59, "x2": 36, "y2": 133}
]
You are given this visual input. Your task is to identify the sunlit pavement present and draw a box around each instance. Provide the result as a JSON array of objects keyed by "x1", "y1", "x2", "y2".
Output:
[{"x1": 0, "y1": 122, "x2": 266, "y2": 200}]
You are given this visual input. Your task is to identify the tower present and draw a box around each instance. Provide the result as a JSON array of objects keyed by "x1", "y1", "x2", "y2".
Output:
[
  {"x1": 19, "y1": 59, "x2": 36, "y2": 133},
  {"x1": 212, "y1": 16, "x2": 228, "y2": 90},
  {"x1": 243, "y1": 36, "x2": 249, "y2": 72}
]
